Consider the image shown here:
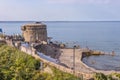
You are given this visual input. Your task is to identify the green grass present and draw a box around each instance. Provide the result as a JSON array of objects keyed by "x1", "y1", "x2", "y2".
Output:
[{"x1": 0, "y1": 44, "x2": 82, "y2": 80}]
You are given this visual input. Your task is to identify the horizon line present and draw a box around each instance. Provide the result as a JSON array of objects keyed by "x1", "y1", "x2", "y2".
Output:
[{"x1": 0, "y1": 20, "x2": 120, "y2": 22}]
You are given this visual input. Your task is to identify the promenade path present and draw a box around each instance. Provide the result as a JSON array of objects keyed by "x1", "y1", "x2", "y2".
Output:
[
  {"x1": 59, "y1": 49, "x2": 94, "y2": 73},
  {"x1": 4, "y1": 40, "x2": 120, "y2": 78},
  {"x1": 59, "y1": 48, "x2": 120, "y2": 75}
]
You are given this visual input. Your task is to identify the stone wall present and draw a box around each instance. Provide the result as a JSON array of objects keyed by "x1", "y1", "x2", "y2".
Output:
[
  {"x1": 33, "y1": 53, "x2": 94, "y2": 79},
  {"x1": 5, "y1": 40, "x2": 120, "y2": 79},
  {"x1": 5, "y1": 40, "x2": 94, "y2": 79},
  {"x1": 21, "y1": 23, "x2": 47, "y2": 42},
  {"x1": 6, "y1": 40, "x2": 14, "y2": 47},
  {"x1": 20, "y1": 46, "x2": 36, "y2": 55},
  {"x1": 20, "y1": 44, "x2": 94, "y2": 79}
]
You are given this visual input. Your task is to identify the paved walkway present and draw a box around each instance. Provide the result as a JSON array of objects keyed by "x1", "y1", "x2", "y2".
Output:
[
  {"x1": 59, "y1": 48, "x2": 120, "y2": 75},
  {"x1": 59, "y1": 49, "x2": 94, "y2": 73}
]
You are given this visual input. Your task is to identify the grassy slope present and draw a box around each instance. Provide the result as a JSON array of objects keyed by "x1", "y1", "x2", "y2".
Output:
[{"x1": 0, "y1": 44, "x2": 81, "y2": 80}]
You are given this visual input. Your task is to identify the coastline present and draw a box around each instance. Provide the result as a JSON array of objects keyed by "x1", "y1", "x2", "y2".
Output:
[{"x1": 1, "y1": 37, "x2": 120, "y2": 79}]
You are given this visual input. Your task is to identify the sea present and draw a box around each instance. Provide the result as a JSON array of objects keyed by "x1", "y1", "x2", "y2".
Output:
[{"x1": 0, "y1": 21, "x2": 120, "y2": 71}]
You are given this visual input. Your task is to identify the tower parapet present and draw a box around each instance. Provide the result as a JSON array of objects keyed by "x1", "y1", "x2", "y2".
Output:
[{"x1": 21, "y1": 22, "x2": 47, "y2": 43}]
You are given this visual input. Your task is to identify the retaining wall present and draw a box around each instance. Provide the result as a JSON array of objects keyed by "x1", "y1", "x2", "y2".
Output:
[
  {"x1": 20, "y1": 44, "x2": 94, "y2": 79},
  {"x1": 5, "y1": 40, "x2": 120, "y2": 79},
  {"x1": 5, "y1": 40, "x2": 94, "y2": 79}
]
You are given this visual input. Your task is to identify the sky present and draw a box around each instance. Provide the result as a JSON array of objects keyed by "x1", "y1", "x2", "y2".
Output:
[{"x1": 0, "y1": 0, "x2": 120, "y2": 21}]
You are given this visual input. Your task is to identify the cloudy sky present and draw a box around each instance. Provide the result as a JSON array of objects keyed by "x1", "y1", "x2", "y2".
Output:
[{"x1": 0, "y1": 0, "x2": 120, "y2": 21}]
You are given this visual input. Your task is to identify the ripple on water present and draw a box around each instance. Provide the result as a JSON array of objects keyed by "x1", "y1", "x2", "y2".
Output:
[{"x1": 82, "y1": 55, "x2": 120, "y2": 71}]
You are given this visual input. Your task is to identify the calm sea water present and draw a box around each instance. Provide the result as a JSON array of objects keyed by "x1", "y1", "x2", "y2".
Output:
[{"x1": 0, "y1": 21, "x2": 120, "y2": 70}]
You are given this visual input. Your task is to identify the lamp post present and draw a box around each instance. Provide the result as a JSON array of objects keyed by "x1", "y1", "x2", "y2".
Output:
[{"x1": 73, "y1": 45, "x2": 76, "y2": 74}]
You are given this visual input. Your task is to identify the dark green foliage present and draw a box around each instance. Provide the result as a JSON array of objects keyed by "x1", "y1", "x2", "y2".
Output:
[
  {"x1": 51, "y1": 67, "x2": 82, "y2": 80},
  {"x1": 0, "y1": 44, "x2": 81, "y2": 80},
  {"x1": 0, "y1": 44, "x2": 41, "y2": 80},
  {"x1": 94, "y1": 73, "x2": 107, "y2": 80},
  {"x1": 94, "y1": 73, "x2": 114, "y2": 80},
  {"x1": 112, "y1": 73, "x2": 120, "y2": 80},
  {"x1": 114, "y1": 73, "x2": 120, "y2": 78}
]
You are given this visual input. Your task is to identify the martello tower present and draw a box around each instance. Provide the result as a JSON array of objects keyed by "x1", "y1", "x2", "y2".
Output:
[{"x1": 21, "y1": 22, "x2": 47, "y2": 42}]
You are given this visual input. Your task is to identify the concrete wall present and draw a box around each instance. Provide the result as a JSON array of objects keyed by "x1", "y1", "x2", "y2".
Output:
[
  {"x1": 5, "y1": 40, "x2": 120, "y2": 79},
  {"x1": 6, "y1": 40, "x2": 14, "y2": 47},
  {"x1": 20, "y1": 45, "x2": 94, "y2": 79},
  {"x1": 5, "y1": 40, "x2": 94, "y2": 79},
  {"x1": 20, "y1": 46, "x2": 36, "y2": 55}
]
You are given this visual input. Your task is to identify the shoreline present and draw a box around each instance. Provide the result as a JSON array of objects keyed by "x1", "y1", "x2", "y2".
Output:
[
  {"x1": 80, "y1": 50, "x2": 120, "y2": 74},
  {"x1": 1, "y1": 39, "x2": 120, "y2": 79}
]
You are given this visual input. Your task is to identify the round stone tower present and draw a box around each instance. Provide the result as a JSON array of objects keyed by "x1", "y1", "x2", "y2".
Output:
[{"x1": 21, "y1": 22, "x2": 47, "y2": 43}]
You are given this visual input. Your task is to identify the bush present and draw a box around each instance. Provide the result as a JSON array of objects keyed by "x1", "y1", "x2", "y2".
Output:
[
  {"x1": 94, "y1": 73, "x2": 114, "y2": 80},
  {"x1": 0, "y1": 44, "x2": 81, "y2": 80}
]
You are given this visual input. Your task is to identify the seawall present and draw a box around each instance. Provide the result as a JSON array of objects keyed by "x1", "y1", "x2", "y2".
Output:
[
  {"x1": 20, "y1": 45, "x2": 94, "y2": 79},
  {"x1": 4, "y1": 40, "x2": 94, "y2": 79},
  {"x1": 5, "y1": 40, "x2": 120, "y2": 79}
]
